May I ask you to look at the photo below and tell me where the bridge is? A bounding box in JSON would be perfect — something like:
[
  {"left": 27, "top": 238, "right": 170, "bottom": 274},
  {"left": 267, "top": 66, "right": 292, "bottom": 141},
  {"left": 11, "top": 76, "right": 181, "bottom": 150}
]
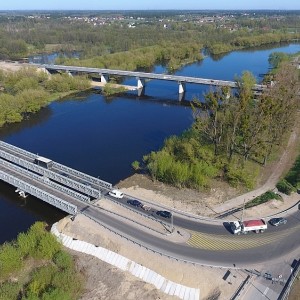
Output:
[
  {"left": 35, "top": 64, "right": 267, "bottom": 98},
  {"left": 0, "top": 140, "right": 112, "bottom": 215}
]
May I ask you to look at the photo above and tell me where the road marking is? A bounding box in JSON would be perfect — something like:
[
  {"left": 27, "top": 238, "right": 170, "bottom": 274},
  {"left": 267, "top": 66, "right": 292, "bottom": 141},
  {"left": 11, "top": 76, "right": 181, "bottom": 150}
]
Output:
[
  {"left": 186, "top": 226, "right": 299, "bottom": 251},
  {"left": 263, "top": 287, "right": 269, "bottom": 296}
]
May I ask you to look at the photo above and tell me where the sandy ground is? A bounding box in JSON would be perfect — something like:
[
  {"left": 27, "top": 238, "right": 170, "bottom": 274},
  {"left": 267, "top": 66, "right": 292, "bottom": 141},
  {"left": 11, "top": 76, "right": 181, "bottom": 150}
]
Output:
[{"left": 0, "top": 61, "right": 28, "bottom": 72}]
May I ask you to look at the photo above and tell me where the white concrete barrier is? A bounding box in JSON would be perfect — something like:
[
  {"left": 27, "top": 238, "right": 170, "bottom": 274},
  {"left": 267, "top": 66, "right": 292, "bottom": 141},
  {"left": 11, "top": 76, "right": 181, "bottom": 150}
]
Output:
[{"left": 51, "top": 223, "right": 200, "bottom": 300}]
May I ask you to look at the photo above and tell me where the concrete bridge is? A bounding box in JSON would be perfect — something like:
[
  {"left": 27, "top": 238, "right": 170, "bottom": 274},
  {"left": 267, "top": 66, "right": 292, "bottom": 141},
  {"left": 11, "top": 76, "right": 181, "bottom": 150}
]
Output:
[
  {"left": 0, "top": 140, "right": 112, "bottom": 216},
  {"left": 35, "top": 64, "right": 267, "bottom": 99}
]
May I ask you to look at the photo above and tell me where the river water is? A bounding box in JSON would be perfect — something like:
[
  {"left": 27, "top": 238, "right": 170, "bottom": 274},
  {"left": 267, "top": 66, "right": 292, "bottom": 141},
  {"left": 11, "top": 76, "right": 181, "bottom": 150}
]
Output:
[{"left": 0, "top": 43, "right": 299, "bottom": 243}]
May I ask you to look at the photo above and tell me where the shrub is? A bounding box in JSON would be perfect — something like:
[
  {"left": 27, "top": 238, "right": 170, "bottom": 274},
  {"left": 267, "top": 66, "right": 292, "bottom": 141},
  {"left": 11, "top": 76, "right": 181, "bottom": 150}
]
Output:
[
  {"left": 34, "top": 233, "right": 61, "bottom": 260},
  {"left": 17, "top": 232, "right": 36, "bottom": 257},
  {"left": 0, "top": 243, "right": 23, "bottom": 279},
  {"left": 245, "top": 191, "right": 281, "bottom": 209},
  {"left": 26, "top": 265, "right": 57, "bottom": 297},
  {"left": 276, "top": 179, "right": 296, "bottom": 195},
  {"left": 284, "top": 156, "right": 300, "bottom": 188},
  {"left": 0, "top": 281, "right": 21, "bottom": 300},
  {"left": 131, "top": 160, "right": 140, "bottom": 171},
  {"left": 53, "top": 251, "right": 73, "bottom": 270}
]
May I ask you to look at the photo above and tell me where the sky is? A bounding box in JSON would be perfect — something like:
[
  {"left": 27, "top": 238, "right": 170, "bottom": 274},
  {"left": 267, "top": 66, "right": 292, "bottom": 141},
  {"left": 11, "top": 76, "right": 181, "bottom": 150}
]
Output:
[{"left": 0, "top": 0, "right": 299, "bottom": 11}]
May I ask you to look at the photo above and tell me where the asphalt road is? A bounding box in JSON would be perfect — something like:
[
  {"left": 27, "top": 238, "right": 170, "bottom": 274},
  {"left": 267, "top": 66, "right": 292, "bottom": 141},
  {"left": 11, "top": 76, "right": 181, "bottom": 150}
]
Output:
[{"left": 84, "top": 200, "right": 300, "bottom": 267}]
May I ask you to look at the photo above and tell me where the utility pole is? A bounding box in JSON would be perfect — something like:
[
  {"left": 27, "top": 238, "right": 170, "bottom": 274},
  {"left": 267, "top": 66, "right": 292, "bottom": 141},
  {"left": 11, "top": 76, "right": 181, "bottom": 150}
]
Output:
[
  {"left": 171, "top": 211, "right": 174, "bottom": 233},
  {"left": 241, "top": 199, "right": 246, "bottom": 222}
]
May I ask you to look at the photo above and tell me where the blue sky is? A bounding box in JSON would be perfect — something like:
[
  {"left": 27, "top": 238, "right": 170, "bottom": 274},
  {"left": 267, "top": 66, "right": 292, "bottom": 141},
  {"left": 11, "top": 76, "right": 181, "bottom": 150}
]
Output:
[{"left": 0, "top": 0, "right": 299, "bottom": 10}]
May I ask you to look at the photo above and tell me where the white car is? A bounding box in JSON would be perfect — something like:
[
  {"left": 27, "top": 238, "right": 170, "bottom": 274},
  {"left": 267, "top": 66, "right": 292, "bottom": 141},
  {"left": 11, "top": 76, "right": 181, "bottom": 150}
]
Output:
[{"left": 108, "top": 189, "right": 124, "bottom": 199}]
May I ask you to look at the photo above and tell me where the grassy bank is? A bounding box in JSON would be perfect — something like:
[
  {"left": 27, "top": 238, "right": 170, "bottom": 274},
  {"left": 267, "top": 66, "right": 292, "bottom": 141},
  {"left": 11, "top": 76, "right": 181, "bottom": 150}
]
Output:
[
  {"left": 0, "top": 67, "right": 90, "bottom": 127},
  {"left": 0, "top": 222, "right": 84, "bottom": 300}
]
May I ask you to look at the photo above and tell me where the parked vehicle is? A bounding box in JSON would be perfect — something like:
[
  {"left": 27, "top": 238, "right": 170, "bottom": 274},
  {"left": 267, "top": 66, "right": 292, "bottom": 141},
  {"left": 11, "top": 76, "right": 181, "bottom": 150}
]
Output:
[
  {"left": 127, "top": 200, "right": 142, "bottom": 207},
  {"left": 141, "top": 204, "right": 151, "bottom": 211},
  {"left": 108, "top": 189, "right": 124, "bottom": 199},
  {"left": 230, "top": 219, "right": 267, "bottom": 235},
  {"left": 156, "top": 210, "right": 172, "bottom": 218},
  {"left": 269, "top": 217, "right": 287, "bottom": 226}
]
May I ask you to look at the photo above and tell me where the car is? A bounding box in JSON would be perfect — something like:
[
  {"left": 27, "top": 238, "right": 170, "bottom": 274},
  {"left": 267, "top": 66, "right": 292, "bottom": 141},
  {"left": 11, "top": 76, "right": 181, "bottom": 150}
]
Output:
[
  {"left": 141, "top": 204, "right": 151, "bottom": 211},
  {"left": 269, "top": 217, "right": 287, "bottom": 226},
  {"left": 108, "top": 189, "right": 124, "bottom": 199},
  {"left": 156, "top": 210, "right": 172, "bottom": 218},
  {"left": 127, "top": 200, "right": 142, "bottom": 207}
]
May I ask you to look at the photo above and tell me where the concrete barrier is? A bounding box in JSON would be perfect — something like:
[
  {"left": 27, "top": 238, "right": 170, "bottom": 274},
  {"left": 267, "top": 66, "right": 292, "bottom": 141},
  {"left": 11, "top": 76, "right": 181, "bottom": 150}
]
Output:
[{"left": 51, "top": 223, "right": 200, "bottom": 300}]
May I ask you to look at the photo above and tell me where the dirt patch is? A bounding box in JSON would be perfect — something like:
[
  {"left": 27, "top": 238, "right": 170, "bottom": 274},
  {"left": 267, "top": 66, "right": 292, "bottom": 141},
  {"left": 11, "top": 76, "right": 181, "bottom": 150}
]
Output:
[
  {"left": 117, "top": 174, "right": 239, "bottom": 217},
  {"left": 0, "top": 61, "right": 27, "bottom": 72}
]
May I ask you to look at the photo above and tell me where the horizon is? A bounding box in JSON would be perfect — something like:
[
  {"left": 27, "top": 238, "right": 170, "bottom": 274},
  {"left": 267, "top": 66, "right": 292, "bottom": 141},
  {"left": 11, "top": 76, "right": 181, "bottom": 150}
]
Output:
[{"left": 1, "top": 0, "right": 299, "bottom": 11}]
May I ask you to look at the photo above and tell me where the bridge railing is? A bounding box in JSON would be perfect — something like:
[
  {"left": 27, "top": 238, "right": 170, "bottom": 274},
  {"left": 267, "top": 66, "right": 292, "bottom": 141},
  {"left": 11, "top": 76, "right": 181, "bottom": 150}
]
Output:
[
  {"left": 0, "top": 170, "right": 77, "bottom": 215},
  {"left": 0, "top": 140, "right": 37, "bottom": 159},
  {"left": 0, "top": 159, "right": 91, "bottom": 203},
  {"left": 0, "top": 150, "right": 101, "bottom": 198},
  {"left": 0, "top": 140, "right": 112, "bottom": 191},
  {"left": 53, "top": 162, "right": 112, "bottom": 190}
]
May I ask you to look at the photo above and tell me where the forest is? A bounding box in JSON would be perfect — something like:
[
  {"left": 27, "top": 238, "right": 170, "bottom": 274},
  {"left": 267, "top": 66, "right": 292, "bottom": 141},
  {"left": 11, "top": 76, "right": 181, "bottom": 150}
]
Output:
[{"left": 0, "top": 11, "right": 299, "bottom": 62}]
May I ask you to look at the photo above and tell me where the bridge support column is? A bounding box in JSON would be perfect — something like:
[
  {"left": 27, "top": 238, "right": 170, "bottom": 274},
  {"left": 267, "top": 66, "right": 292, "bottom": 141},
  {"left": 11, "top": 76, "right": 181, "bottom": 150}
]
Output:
[
  {"left": 137, "top": 87, "right": 145, "bottom": 97},
  {"left": 99, "top": 74, "right": 108, "bottom": 83},
  {"left": 137, "top": 77, "right": 145, "bottom": 89},
  {"left": 178, "top": 92, "right": 185, "bottom": 102},
  {"left": 178, "top": 82, "right": 185, "bottom": 95},
  {"left": 38, "top": 67, "right": 51, "bottom": 77}
]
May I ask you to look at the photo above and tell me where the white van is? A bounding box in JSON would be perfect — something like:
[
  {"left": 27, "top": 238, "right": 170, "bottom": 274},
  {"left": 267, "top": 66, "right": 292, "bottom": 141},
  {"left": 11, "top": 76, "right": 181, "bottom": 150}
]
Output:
[{"left": 108, "top": 189, "right": 124, "bottom": 199}]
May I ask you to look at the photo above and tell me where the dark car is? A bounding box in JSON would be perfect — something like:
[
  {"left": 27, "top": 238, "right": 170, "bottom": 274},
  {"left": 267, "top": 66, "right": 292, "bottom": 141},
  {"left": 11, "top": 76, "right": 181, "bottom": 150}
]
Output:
[
  {"left": 269, "top": 217, "right": 287, "bottom": 226},
  {"left": 156, "top": 210, "right": 172, "bottom": 218},
  {"left": 127, "top": 200, "right": 142, "bottom": 207}
]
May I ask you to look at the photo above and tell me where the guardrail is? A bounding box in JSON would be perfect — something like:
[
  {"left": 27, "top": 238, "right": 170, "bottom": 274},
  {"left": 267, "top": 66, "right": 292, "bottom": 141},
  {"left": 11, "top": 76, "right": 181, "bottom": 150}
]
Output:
[
  {"left": 124, "top": 192, "right": 300, "bottom": 224},
  {"left": 90, "top": 201, "right": 167, "bottom": 236},
  {"left": 105, "top": 196, "right": 173, "bottom": 230},
  {"left": 82, "top": 210, "right": 250, "bottom": 271},
  {"left": 278, "top": 259, "right": 300, "bottom": 300},
  {"left": 0, "top": 170, "right": 77, "bottom": 215}
]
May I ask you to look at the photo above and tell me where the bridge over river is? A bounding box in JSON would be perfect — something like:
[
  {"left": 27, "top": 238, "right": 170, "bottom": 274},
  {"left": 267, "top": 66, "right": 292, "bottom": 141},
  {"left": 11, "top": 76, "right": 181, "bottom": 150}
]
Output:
[
  {"left": 0, "top": 140, "right": 112, "bottom": 215},
  {"left": 35, "top": 64, "right": 267, "bottom": 97}
]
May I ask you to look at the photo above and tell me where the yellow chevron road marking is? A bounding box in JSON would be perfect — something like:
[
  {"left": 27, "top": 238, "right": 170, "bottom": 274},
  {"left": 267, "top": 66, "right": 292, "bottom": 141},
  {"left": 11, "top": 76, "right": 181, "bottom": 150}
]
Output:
[{"left": 186, "top": 226, "right": 298, "bottom": 251}]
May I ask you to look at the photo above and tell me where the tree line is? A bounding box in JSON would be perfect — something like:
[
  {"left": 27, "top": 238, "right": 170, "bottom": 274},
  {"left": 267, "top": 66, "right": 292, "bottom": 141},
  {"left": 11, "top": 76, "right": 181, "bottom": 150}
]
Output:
[
  {"left": 0, "top": 12, "right": 299, "bottom": 60},
  {"left": 0, "top": 68, "right": 90, "bottom": 127},
  {"left": 144, "top": 53, "right": 300, "bottom": 189}
]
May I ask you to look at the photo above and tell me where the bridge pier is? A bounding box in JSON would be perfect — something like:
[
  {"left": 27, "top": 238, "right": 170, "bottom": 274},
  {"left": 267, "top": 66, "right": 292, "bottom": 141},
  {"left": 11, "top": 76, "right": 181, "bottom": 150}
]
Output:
[
  {"left": 99, "top": 74, "right": 109, "bottom": 84},
  {"left": 137, "top": 87, "right": 145, "bottom": 97},
  {"left": 178, "top": 92, "right": 185, "bottom": 102},
  {"left": 38, "top": 67, "right": 51, "bottom": 76},
  {"left": 178, "top": 82, "right": 186, "bottom": 95},
  {"left": 137, "top": 77, "right": 145, "bottom": 89}
]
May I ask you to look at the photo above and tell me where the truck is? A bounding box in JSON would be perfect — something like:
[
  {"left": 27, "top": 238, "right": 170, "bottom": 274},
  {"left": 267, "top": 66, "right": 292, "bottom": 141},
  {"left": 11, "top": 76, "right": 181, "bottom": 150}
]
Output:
[{"left": 230, "top": 219, "right": 267, "bottom": 235}]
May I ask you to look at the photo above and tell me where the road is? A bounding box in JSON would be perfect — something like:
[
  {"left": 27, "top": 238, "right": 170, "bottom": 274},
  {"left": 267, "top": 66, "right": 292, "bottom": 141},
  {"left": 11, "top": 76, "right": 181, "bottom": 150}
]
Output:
[
  {"left": 85, "top": 194, "right": 300, "bottom": 267},
  {"left": 0, "top": 140, "right": 299, "bottom": 268}
]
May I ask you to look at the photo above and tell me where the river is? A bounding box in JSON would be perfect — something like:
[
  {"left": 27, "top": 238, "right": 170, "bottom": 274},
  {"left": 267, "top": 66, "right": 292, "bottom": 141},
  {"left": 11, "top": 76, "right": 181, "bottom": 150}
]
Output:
[{"left": 0, "top": 43, "right": 299, "bottom": 243}]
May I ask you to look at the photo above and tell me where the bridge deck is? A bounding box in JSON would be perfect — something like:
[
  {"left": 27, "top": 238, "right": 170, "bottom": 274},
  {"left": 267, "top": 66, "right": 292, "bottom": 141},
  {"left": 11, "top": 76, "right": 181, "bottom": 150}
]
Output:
[
  {"left": 0, "top": 140, "right": 113, "bottom": 215},
  {"left": 36, "top": 64, "right": 266, "bottom": 90}
]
